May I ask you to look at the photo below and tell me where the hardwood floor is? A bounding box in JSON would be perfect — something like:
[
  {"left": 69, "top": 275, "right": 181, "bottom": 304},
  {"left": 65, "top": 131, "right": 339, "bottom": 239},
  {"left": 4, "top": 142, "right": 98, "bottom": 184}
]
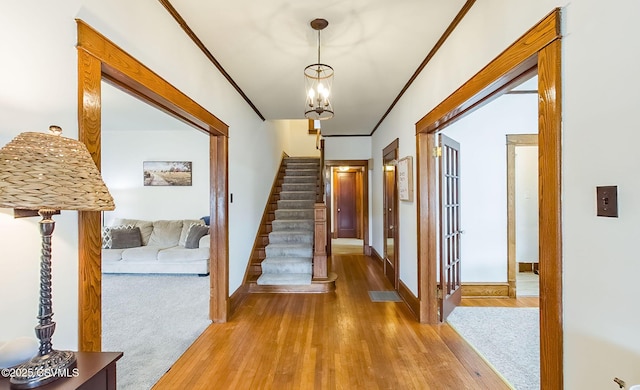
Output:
[{"left": 153, "top": 251, "right": 511, "bottom": 389}]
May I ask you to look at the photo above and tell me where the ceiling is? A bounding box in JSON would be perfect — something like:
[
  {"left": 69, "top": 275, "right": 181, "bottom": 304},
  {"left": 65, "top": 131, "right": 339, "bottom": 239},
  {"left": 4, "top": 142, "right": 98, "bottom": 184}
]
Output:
[
  {"left": 167, "top": 0, "right": 472, "bottom": 136},
  {"left": 104, "top": 1, "right": 471, "bottom": 136}
]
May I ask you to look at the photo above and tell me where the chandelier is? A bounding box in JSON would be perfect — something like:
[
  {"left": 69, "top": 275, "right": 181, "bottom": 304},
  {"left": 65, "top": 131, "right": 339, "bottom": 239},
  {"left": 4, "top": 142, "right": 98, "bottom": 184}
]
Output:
[{"left": 304, "top": 18, "right": 334, "bottom": 120}]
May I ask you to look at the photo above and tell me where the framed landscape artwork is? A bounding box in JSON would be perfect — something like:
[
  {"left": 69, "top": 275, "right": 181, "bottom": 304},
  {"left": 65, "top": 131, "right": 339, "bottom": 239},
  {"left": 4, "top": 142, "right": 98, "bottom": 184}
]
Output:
[{"left": 143, "top": 161, "right": 192, "bottom": 186}]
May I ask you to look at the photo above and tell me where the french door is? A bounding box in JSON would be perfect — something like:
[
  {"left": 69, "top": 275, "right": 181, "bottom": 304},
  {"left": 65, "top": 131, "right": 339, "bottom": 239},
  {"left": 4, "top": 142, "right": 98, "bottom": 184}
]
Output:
[{"left": 439, "top": 134, "right": 462, "bottom": 321}]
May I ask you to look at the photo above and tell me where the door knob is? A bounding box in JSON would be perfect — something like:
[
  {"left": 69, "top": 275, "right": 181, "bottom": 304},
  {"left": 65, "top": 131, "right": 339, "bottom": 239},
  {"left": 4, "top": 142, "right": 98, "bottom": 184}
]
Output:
[{"left": 337, "top": 208, "right": 341, "bottom": 212}]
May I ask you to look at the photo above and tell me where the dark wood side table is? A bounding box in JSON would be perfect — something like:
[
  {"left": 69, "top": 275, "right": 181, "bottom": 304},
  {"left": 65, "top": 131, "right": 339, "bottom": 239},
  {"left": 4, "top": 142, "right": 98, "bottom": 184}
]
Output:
[{"left": 0, "top": 352, "right": 123, "bottom": 390}]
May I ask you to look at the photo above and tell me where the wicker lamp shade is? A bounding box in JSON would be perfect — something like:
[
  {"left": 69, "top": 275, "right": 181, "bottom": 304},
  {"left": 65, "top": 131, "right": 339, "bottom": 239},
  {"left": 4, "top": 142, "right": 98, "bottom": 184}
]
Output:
[{"left": 0, "top": 130, "right": 114, "bottom": 211}]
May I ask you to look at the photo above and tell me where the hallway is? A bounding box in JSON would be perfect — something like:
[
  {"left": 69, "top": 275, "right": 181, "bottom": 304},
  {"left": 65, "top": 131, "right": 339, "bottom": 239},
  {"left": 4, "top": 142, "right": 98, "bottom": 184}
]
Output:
[{"left": 153, "top": 250, "right": 510, "bottom": 389}]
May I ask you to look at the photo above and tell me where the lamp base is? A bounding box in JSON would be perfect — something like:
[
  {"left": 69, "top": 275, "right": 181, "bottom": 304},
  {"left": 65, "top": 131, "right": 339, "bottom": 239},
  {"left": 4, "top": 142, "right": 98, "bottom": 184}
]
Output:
[{"left": 9, "top": 350, "right": 76, "bottom": 389}]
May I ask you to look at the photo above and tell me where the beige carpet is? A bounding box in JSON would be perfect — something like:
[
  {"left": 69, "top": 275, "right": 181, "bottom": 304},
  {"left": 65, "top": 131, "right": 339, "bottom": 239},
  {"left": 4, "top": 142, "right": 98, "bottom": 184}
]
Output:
[
  {"left": 447, "top": 307, "right": 539, "bottom": 390},
  {"left": 102, "top": 274, "right": 211, "bottom": 389}
]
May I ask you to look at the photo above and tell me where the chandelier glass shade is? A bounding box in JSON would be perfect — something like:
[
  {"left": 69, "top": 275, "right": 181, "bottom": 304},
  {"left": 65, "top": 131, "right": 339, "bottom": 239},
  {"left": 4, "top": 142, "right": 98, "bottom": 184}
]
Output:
[{"left": 304, "top": 19, "right": 334, "bottom": 120}]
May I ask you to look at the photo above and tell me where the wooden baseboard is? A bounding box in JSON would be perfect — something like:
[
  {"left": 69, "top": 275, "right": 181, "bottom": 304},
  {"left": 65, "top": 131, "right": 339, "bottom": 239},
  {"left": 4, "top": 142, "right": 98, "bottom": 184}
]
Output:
[
  {"left": 518, "top": 262, "right": 539, "bottom": 272},
  {"left": 398, "top": 280, "right": 419, "bottom": 320},
  {"left": 364, "top": 245, "right": 372, "bottom": 256},
  {"left": 230, "top": 284, "right": 249, "bottom": 315},
  {"left": 461, "top": 283, "right": 509, "bottom": 298},
  {"left": 370, "top": 246, "right": 383, "bottom": 265}
]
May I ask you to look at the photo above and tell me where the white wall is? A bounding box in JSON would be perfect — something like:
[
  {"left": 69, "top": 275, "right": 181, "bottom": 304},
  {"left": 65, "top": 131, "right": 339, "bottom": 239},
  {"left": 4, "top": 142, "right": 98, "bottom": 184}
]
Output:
[
  {"left": 101, "top": 81, "right": 210, "bottom": 224},
  {"left": 442, "top": 92, "right": 538, "bottom": 282},
  {"left": 0, "top": 0, "right": 283, "bottom": 350},
  {"left": 515, "top": 146, "right": 539, "bottom": 264},
  {"left": 271, "top": 120, "right": 320, "bottom": 158},
  {"left": 324, "top": 136, "right": 372, "bottom": 161},
  {"left": 368, "top": 0, "right": 640, "bottom": 388},
  {"left": 102, "top": 129, "right": 210, "bottom": 225},
  {"left": 562, "top": 1, "right": 640, "bottom": 387}
]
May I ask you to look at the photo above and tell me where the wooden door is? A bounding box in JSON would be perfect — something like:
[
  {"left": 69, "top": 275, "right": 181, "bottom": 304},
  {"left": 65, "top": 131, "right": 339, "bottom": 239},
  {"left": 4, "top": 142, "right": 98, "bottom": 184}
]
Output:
[
  {"left": 439, "top": 134, "right": 462, "bottom": 321},
  {"left": 336, "top": 171, "right": 358, "bottom": 238}
]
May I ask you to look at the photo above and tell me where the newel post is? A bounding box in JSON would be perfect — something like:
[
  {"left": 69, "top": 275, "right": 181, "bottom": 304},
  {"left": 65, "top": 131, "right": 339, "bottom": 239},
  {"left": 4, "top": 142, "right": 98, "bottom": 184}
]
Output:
[{"left": 313, "top": 203, "right": 328, "bottom": 279}]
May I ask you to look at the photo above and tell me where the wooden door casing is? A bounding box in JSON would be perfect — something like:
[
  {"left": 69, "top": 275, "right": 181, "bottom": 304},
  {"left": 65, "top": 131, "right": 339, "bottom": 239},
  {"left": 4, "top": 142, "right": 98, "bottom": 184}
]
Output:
[{"left": 382, "top": 140, "right": 399, "bottom": 288}]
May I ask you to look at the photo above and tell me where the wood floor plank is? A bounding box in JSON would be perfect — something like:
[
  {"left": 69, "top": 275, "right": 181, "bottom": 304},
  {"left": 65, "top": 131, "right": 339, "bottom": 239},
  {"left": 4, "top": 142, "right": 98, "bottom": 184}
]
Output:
[{"left": 153, "top": 250, "right": 510, "bottom": 389}]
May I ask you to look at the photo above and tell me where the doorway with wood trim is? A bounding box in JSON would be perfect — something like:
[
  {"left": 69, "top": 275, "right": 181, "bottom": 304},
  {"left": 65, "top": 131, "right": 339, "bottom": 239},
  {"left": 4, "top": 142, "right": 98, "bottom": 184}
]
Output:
[
  {"left": 382, "top": 139, "right": 399, "bottom": 288},
  {"left": 415, "top": 9, "right": 562, "bottom": 389},
  {"left": 507, "top": 134, "right": 539, "bottom": 298},
  {"left": 76, "top": 21, "right": 229, "bottom": 352},
  {"left": 333, "top": 168, "right": 362, "bottom": 239},
  {"left": 324, "top": 160, "right": 370, "bottom": 256},
  {"left": 436, "top": 83, "right": 541, "bottom": 387}
]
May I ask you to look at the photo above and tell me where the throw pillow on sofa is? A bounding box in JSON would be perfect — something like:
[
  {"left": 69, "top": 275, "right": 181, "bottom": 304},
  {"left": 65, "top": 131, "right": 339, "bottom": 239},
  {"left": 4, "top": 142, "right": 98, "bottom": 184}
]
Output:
[
  {"left": 178, "top": 219, "right": 205, "bottom": 246},
  {"left": 102, "top": 224, "right": 135, "bottom": 249},
  {"left": 111, "top": 227, "right": 142, "bottom": 249},
  {"left": 111, "top": 218, "right": 154, "bottom": 245},
  {"left": 185, "top": 224, "right": 210, "bottom": 249}
]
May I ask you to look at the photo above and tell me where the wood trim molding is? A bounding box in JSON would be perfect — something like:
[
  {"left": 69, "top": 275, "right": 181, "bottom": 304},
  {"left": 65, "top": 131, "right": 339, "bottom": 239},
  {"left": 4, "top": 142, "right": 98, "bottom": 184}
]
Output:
[
  {"left": 382, "top": 138, "right": 399, "bottom": 157},
  {"left": 415, "top": 8, "right": 562, "bottom": 389},
  {"left": 77, "top": 19, "right": 230, "bottom": 351},
  {"left": 507, "top": 134, "right": 538, "bottom": 145},
  {"left": 229, "top": 284, "right": 249, "bottom": 315},
  {"left": 382, "top": 139, "right": 400, "bottom": 289},
  {"left": 461, "top": 283, "right": 510, "bottom": 298},
  {"left": 416, "top": 9, "right": 560, "bottom": 134},
  {"left": 506, "top": 134, "right": 538, "bottom": 298},
  {"left": 398, "top": 280, "right": 420, "bottom": 320},
  {"left": 417, "top": 132, "right": 439, "bottom": 323},
  {"left": 76, "top": 21, "right": 227, "bottom": 137},
  {"left": 370, "top": 0, "right": 476, "bottom": 135},
  {"left": 538, "top": 37, "right": 563, "bottom": 390},
  {"left": 158, "top": 0, "right": 265, "bottom": 121},
  {"left": 506, "top": 90, "right": 538, "bottom": 95},
  {"left": 210, "top": 134, "right": 229, "bottom": 322},
  {"left": 369, "top": 245, "right": 384, "bottom": 266}
]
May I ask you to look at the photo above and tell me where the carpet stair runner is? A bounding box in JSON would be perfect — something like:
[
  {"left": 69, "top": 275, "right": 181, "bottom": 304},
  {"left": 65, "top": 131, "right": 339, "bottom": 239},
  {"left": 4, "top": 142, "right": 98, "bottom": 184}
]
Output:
[{"left": 256, "top": 157, "right": 320, "bottom": 285}]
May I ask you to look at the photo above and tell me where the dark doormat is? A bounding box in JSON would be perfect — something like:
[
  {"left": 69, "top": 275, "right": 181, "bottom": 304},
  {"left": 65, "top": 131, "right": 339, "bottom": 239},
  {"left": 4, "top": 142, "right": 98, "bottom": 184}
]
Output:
[{"left": 368, "top": 290, "right": 402, "bottom": 302}]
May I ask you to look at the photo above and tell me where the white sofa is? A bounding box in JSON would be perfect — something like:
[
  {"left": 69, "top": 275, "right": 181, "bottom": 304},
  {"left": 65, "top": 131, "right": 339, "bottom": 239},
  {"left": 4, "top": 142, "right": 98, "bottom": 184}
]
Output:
[{"left": 102, "top": 218, "right": 210, "bottom": 275}]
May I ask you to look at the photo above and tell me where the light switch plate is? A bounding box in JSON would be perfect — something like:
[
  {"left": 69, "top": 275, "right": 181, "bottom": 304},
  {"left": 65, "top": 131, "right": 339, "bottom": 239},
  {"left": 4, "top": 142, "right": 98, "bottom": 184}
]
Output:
[{"left": 596, "top": 186, "right": 618, "bottom": 217}]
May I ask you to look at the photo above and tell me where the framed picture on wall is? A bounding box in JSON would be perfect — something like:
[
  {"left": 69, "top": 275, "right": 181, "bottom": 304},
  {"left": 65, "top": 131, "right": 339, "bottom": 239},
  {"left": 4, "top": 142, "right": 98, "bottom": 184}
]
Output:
[
  {"left": 397, "top": 156, "right": 413, "bottom": 202},
  {"left": 143, "top": 161, "right": 192, "bottom": 186}
]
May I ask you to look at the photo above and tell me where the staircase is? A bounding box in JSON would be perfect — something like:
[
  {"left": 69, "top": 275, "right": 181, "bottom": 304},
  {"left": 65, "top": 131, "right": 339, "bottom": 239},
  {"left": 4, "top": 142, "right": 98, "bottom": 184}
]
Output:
[
  {"left": 244, "top": 155, "right": 335, "bottom": 293},
  {"left": 256, "top": 157, "right": 319, "bottom": 286}
]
